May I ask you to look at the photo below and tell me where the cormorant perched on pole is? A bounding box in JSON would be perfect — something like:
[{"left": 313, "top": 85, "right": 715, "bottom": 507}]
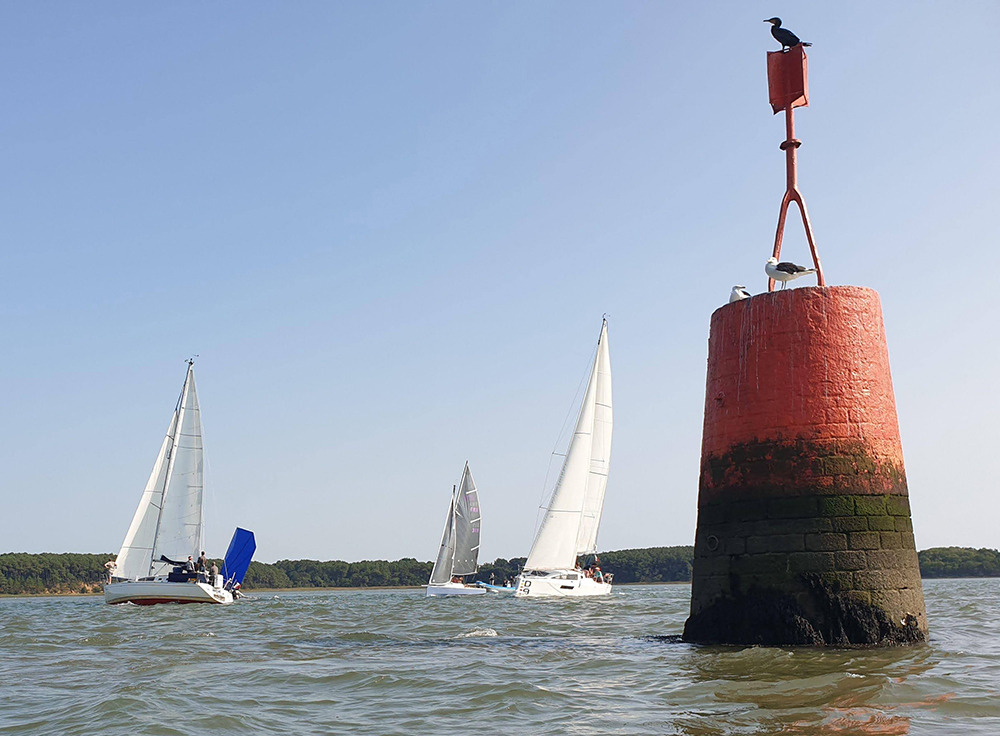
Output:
[{"left": 764, "top": 18, "right": 812, "bottom": 50}]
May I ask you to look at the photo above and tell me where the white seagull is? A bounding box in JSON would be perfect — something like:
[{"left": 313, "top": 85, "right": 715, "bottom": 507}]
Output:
[
  {"left": 765, "top": 257, "right": 816, "bottom": 289},
  {"left": 729, "top": 285, "right": 751, "bottom": 303}
]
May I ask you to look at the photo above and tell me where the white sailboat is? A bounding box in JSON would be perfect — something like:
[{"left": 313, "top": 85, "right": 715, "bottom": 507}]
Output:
[
  {"left": 105, "top": 360, "right": 233, "bottom": 605},
  {"left": 426, "top": 463, "right": 487, "bottom": 597},
  {"left": 515, "top": 319, "right": 614, "bottom": 598}
]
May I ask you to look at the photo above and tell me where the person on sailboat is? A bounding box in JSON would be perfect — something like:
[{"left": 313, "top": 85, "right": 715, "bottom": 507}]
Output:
[
  {"left": 104, "top": 557, "right": 117, "bottom": 583},
  {"left": 209, "top": 561, "right": 219, "bottom": 586},
  {"left": 184, "top": 556, "right": 196, "bottom": 573},
  {"left": 197, "top": 551, "right": 208, "bottom": 572}
]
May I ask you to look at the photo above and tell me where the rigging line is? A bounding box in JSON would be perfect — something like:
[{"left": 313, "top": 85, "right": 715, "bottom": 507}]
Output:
[
  {"left": 549, "top": 340, "right": 599, "bottom": 457},
  {"left": 531, "top": 339, "right": 600, "bottom": 542}
]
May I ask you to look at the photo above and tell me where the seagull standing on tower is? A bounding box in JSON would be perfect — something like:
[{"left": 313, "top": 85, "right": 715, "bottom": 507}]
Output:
[
  {"left": 764, "top": 18, "right": 812, "bottom": 50},
  {"left": 765, "top": 257, "right": 816, "bottom": 288},
  {"left": 729, "top": 285, "right": 752, "bottom": 303}
]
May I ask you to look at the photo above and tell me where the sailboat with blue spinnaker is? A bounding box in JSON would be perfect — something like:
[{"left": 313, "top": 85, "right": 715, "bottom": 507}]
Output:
[{"left": 104, "top": 361, "right": 255, "bottom": 605}]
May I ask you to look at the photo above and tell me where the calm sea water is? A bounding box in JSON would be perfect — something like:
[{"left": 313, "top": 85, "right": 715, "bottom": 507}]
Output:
[{"left": 1, "top": 579, "right": 997, "bottom": 735}]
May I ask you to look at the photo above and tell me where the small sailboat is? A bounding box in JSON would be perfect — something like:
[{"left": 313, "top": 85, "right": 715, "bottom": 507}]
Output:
[
  {"left": 104, "top": 360, "right": 254, "bottom": 605},
  {"left": 426, "top": 463, "right": 487, "bottom": 597},
  {"left": 516, "top": 318, "right": 614, "bottom": 598}
]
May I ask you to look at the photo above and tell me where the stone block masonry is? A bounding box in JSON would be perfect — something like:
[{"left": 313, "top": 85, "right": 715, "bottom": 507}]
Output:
[{"left": 683, "top": 286, "right": 927, "bottom": 646}]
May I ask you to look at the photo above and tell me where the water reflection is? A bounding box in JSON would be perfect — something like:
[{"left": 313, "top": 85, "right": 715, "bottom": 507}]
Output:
[{"left": 671, "top": 643, "right": 938, "bottom": 734}]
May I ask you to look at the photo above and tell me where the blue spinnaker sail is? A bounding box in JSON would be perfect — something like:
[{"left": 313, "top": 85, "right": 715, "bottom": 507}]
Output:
[{"left": 221, "top": 528, "right": 256, "bottom": 587}]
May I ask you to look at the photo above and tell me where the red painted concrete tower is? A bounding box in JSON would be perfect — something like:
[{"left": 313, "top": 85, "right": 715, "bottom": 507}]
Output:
[{"left": 682, "top": 44, "right": 927, "bottom": 646}]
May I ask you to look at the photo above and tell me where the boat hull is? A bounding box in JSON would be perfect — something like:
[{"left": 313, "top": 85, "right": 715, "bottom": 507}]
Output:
[
  {"left": 104, "top": 580, "right": 234, "bottom": 605},
  {"left": 425, "top": 582, "right": 487, "bottom": 597},
  {"left": 514, "top": 570, "right": 612, "bottom": 598}
]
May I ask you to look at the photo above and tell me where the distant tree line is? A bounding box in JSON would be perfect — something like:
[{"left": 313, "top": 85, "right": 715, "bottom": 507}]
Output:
[
  {"left": 241, "top": 547, "right": 697, "bottom": 589},
  {"left": 0, "top": 553, "right": 110, "bottom": 595},
  {"left": 596, "top": 546, "right": 694, "bottom": 583},
  {"left": 243, "top": 558, "right": 434, "bottom": 589},
  {"left": 917, "top": 547, "right": 1000, "bottom": 578},
  {"left": 3, "top": 547, "right": 998, "bottom": 595}
]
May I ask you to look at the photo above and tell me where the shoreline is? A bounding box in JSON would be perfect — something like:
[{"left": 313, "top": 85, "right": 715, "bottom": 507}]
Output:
[
  {"left": 2, "top": 576, "right": 991, "bottom": 600},
  {"left": 0, "top": 581, "right": 694, "bottom": 599},
  {"left": 1, "top": 585, "right": 428, "bottom": 599}
]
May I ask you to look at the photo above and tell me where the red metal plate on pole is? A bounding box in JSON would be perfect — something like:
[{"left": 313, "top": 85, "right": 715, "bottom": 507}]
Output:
[{"left": 767, "top": 46, "right": 809, "bottom": 114}]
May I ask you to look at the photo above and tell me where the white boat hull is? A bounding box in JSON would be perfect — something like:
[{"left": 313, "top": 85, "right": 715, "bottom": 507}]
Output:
[
  {"left": 514, "top": 570, "right": 611, "bottom": 598},
  {"left": 425, "top": 582, "right": 487, "bottom": 597},
  {"left": 105, "top": 580, "right": 233, "bottom": 605}
]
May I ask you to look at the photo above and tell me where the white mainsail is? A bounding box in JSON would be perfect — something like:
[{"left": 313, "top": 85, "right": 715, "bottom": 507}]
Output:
[
  {"left": 428, "top": 463, "right": 481, "bottom": 584},
  {"left": 114, "top": 363, "right": 204, "bottom": 580},
  {"left": 524, "top": 320, "right": 612, "bottom": 572},
  {"left": 575, "top": 322, "right": 613, "bottom": 556}
]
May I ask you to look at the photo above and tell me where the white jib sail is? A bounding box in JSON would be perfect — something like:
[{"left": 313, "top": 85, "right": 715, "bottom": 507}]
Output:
[
  {"left": 429, "top": 492, "right": 457, "bottom": 585},
  {"left": 524, "top": 320, "right": 612, "bottom": 572},
  {"left": 150, "top": 365, "right": 205, "bottom": 577},
  {"left": 114, "top": 412, "right": 179, "bottom": 580}
]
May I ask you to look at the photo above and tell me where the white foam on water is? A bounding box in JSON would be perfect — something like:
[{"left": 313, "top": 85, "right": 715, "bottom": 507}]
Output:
[{"left": 456, "top": 628, "right": 498, "bottom": 638}]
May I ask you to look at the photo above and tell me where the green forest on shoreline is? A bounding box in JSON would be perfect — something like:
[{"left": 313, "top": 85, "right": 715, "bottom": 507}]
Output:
[{"left": 1, "top": 546, "right": 998, "bottom": 596}]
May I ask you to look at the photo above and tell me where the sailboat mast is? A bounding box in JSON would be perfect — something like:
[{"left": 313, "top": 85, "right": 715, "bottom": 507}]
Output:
[
  {"left": 449, "top": 483, "right": 458, "bottom": 576},
  {"left": 147, "top": 363, "right": 191, "bottom": 576}
]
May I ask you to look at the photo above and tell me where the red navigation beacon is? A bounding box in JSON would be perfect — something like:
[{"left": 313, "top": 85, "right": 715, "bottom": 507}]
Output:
[
  {"left": 767, "top": 44, "right": 808, "bottom": 113},
  {"left": 765, "top": 45, "right": 825, "bottom": 291}
]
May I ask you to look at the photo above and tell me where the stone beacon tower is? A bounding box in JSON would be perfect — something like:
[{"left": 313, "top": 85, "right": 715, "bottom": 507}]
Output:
[{"left": 682, "top": 45, "right": 927, "bottom": 646}]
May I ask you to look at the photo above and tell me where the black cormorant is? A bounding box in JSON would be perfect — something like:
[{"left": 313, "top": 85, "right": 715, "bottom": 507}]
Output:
[{"left": 764, "top": 18, "right": 812, "bottom": 50}]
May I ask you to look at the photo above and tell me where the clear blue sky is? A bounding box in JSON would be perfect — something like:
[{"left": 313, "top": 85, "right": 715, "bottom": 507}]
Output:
[{"left": 2, "top": 3, "right": 998, "bottom": 563}]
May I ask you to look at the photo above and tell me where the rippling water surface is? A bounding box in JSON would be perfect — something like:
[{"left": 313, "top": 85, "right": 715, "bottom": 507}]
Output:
[{"left": 1, "top": 579, "right": 998, "bottom": 734}]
